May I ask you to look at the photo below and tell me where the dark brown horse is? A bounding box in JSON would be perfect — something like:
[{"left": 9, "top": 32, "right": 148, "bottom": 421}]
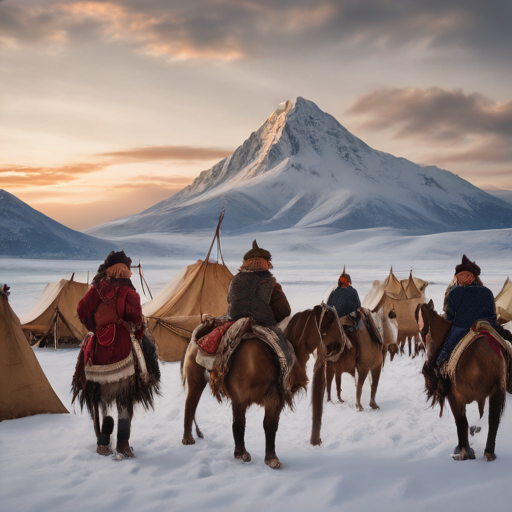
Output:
[
  {"left": 417, "top": 301, "right": 506, "bottom": 461},
  {"left": 181, "top": 304, "right": 345, "bottom": 469}
]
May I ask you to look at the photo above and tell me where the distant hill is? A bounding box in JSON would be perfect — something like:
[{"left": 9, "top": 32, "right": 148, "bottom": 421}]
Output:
[
  {"left": 0, "top": 190, "right": 117, "bottom": 259},
  {"left": 485, "top": 189, "right": 512, "bottom": 206},
  {"left": 89, "top": 97, "right": 512, "bottom": 237}
]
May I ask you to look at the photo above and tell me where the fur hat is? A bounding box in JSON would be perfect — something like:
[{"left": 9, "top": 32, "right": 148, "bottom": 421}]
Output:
[
  {"left": 338, "top": 266, "right": 351, "bottom": 286},
  {"left": 92, "top": 251, "right": 133, "bottom": 286},
  {"left": 455, "top": 254, "right": 481, "bottom": 276},
  {"left": 243, "top": 240, "right": 271, "bottom": 262}
]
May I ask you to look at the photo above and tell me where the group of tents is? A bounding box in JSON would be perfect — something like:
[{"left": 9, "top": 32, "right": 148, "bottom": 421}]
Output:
[{"left": 3, "top": 223, "right": 512, "bottom": 421}]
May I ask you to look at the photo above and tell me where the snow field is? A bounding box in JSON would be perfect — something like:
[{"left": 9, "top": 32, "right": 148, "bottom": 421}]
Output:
[{"left": 2, "top": 248, "right": 512, "bottom": 512}]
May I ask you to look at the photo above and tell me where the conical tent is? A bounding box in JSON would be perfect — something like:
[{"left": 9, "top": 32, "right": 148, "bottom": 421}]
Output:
[
  {"left": 495, "top": 277, "right": 512, "bottom": 323},
  {"left": 0, "top": 295, "right": 68, "bottom": 421},
  {"left": 143, "top": 211, "right": 234, "bottom": 362},
  {"left": 20, "top": 273, "right": 89, "bottom": 347},
  {"left": 363, "top": 269, "right": 428, "bottom": 336}
]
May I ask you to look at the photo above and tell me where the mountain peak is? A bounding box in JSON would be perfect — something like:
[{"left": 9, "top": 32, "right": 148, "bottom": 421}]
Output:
[{"left": 88, "top": 98, "right": 512, "bottom": 236}]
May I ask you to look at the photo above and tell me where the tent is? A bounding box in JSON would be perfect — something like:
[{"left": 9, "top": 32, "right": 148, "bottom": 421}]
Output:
[
  {"left": 495, "top": 277, "right": 512, "bottom": 323},
  {"left": 1, "top": 294, "right": 68, "bottom": 421},
  {"left": 20, "top": 273, "right": 89, "bottom": 348},
  {"left": 362, "top": 269, "right": 427, "bottom": 338},
  {"left": 143, "top": 213, "right": 234, "bottom": 362}
]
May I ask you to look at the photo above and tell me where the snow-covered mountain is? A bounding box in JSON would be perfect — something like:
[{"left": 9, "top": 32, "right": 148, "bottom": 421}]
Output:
[
  {"left": 0, "top": 189, "right": 118, "bottom": 258},
  {"left": 89, "top": 97, "right": 512, "bottom": 237}
]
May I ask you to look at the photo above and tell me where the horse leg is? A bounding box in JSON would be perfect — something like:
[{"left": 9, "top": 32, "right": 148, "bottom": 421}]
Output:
[
  {"left": 310, "top": 362, "right": 326, "bottom": 446},
  {"left": 325, "top": 362, "right": 334, "bottom": 402},
  {"left": 408, "top": 337, "right": 413, "bottom": 358},
  {"left": 484, "top": 386, "right": 505, "bottom": 461},
  {"left": 264, "top": 400, "right": 283, "bottom": 470},
  {"left": 355, "top": 368, "right": 369, "bottom": 412},
  {"left": 447, "top": 394, "right": 473, "bottom": 460},
  {"left": 115, "top": 400, "right": 134, "bottom": 459},
  {"left": 232, "top": 402, "right": 251, "bottom": 462},
  {"left": 369, "top": 364, "right": 381, "bottom": 410},
  {"left": 335, "top": 365, "right": 343, "bottom": 403},
  {"left": 182, "top": 358, "right": 207, "bottom": 445}
]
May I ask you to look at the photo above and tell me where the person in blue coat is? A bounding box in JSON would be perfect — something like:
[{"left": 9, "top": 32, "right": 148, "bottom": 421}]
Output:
[
  {"left": 327, "top": 269, "right": 361, "bottom": 318},
  {"left": 437, "top": 255, "right": 497, "bottom": 366}
]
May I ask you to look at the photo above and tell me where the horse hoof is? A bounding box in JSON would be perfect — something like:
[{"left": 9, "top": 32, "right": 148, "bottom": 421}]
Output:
[
  {"left": 356, "top": 404, "right": 364, "bottom": 412},
  {"left": 310, "top": 437, "right": 322, "bottom": 446},
  {"left": 96, "top": 444, "right": 112, "bottom": 456},
  {"left": 452, "top": 446, "right": 475, "bottom": 461},
  {"left": 370, "top": 401, "right": 380, "bottom": 410},
  {"left": 234, "top": 451, "right": 251, "bottom": 463},
  {"left": 182, "top": 436, "right": 196, "bottom": 445},
  {"left": 484, "top": 452, "right": 497, "bottom": 461},
  {"left": 265, "top": 458, "right": 284, "bottom": 470},
  {"left": 337, "top": 398, "right": 344, "bottom": 404}
]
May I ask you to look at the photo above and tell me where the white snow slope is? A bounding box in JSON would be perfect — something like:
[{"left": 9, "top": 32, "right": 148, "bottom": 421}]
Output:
[
  {"left": 2, "top": 236, "right": 512, "bottom": 512},
  {"left": 89, "top": 98, "right": 512, "bottom": 237}
]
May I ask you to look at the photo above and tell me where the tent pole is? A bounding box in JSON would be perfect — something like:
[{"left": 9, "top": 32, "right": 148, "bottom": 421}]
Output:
[
  {"left": 54, "top": 308, "right": 58, "bottom": 350},
  {"left": 205, "top": 206, "right": 225, "bottom": 263}
]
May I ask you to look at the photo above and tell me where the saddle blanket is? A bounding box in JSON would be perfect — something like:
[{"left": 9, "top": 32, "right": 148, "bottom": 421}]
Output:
[
  {"left": 191, "top": 316, "right": 296, "bottom": 406},
  {"left": 444, "top": 320, "right": 512, "bottom": 388}
]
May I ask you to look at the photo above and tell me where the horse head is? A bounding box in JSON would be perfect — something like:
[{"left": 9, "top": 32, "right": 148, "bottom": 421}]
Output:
[{"left": 415, "top": 300, "right": 450, "bottom": 365}]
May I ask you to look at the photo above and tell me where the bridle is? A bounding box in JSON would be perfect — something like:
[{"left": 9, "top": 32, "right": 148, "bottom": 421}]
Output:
[{"left": 317, "top": 301, "right": 350, "bottom": 361}]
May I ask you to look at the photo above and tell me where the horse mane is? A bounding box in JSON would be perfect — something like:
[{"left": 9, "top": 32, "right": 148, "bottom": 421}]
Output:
[{"left": 284, "top": 306, "right": 322, "bottom": 358}]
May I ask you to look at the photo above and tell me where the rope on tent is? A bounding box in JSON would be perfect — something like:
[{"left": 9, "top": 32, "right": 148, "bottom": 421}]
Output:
[{"left": 155, "top": 319, "right": 192, "bottom": 340}]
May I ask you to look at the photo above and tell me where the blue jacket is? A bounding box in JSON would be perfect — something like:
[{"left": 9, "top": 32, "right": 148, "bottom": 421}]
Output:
[
  {"left": 437, "top": 284, "right": 496, "bottom": 365},
  {"left": 327, "top": 286, "right": 361, "bottom": 318}
]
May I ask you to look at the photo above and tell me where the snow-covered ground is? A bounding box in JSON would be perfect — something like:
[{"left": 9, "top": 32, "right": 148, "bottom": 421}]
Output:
[{"left": 2, "top": 233, "right": 512, "bottom": 512}]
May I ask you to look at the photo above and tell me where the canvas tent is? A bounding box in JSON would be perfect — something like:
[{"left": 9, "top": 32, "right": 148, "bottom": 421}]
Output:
[
  {"left": 143, "top": 213, "right": 234, "bottom": 362},
  {"left": 495, "top": 277, "right": 512, "bottom": 324},
  {"left": 1, "top": 294, "right": 68, "bottom": 421},
  {"left": 363, "top": 269, "right": 427, "bottom": 338},
  {"left": 20, "top": 273, "right": 89, "bottom": 348}
]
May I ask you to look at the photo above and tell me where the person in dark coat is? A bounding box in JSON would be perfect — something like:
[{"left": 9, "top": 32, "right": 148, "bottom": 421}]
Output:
[
  {"left": 228, "top": 240, "right": 291, "bottom": 333},
  {"left": 327, "top": 269, "right": 361, "bottom": 319},
  {"left": 437, "top": 255, "right": 498, "bottom": 366}
]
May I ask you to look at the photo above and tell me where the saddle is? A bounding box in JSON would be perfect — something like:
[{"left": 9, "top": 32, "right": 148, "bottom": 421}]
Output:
[
  {"left": 191, "top": 315, "right": 296, "bottom": 406},
  {"left": 443, "top": 321, "right": 512, "bottom": 391},
  {"left": 340, "top": 308, "right": 383, "bottom": 347}
]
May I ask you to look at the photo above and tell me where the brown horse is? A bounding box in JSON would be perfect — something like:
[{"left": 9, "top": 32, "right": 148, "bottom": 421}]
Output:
[
  {"left": 181, "top": 304, "right": 345, "bottom": 469},
  {"left": 325, "top": 308, "right": 398, "bottom": 404},
  {"left": 311, "top": 310, "right": 384, "bottom": 446},
  {"left": 417, "top": 301, "right": 506, "bottom": 461}
]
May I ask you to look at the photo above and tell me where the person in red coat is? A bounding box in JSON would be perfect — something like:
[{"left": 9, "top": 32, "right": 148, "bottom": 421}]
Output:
[{"left": 75, "top": 251, "right": 152, "bottom": 458}]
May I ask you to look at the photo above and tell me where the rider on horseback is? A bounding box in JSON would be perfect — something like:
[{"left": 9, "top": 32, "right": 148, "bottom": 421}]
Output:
[
  {"left": 327, "top": 268, "right": 361, "bottom": 319},
  {"left": 228, "top": 240, "right": 291, "bottom": 336},
  {"left": 437, "top": 255, "right": 511, "bottom": 367}
]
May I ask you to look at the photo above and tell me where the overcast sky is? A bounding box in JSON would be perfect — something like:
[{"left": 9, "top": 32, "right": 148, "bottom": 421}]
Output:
[{"left": 1, "top": 0, "right": 511, "bottom": 229}]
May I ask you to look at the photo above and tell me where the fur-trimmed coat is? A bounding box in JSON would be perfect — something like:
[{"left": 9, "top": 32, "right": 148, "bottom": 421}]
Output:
[{"left": 77, "top": 278, "right": 143, "bottom": 366}]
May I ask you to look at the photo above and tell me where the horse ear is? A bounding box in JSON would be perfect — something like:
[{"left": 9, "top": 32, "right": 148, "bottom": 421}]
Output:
[
  {"left": 414, "top": 303, "right": 421, "bottom": 322},
  {"left": 428, "top": 299, "right": 434, "bottom": 310},
  {"left": 313, "top": 304, "right": 322, "bottom": 319}
]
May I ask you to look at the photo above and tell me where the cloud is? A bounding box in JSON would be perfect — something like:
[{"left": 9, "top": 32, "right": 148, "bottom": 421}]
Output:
[
  {"left": 346, "top": 86, "right": 512, "bottom": 171},
  {"left": 100, "top": 145, "right": 232, "bottom": 161},
  {"left": 2, "top": 1, "right": 511, "bottom": 63},
  {"left": 0, "top": 163, "right": 105, "bottom": 187}
]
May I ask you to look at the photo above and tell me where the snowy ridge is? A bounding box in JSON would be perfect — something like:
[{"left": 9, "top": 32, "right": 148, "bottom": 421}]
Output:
[{"left": 88, "top": 97, "right": 512, "bottom": 236}]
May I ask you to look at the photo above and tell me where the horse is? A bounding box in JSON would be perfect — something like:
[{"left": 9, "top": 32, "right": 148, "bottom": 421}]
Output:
[
  {"left": 181, "top": 304, "right": 345, "bottom": 469},
  {"left": 325, "top": 307, "right": 398, "bottom": 403},
  {"left": 416, "top": 301, "right": 507, "bottom": 461},
  {"left": 310, "top": 309, "right": 385, "bottom": 446}
]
